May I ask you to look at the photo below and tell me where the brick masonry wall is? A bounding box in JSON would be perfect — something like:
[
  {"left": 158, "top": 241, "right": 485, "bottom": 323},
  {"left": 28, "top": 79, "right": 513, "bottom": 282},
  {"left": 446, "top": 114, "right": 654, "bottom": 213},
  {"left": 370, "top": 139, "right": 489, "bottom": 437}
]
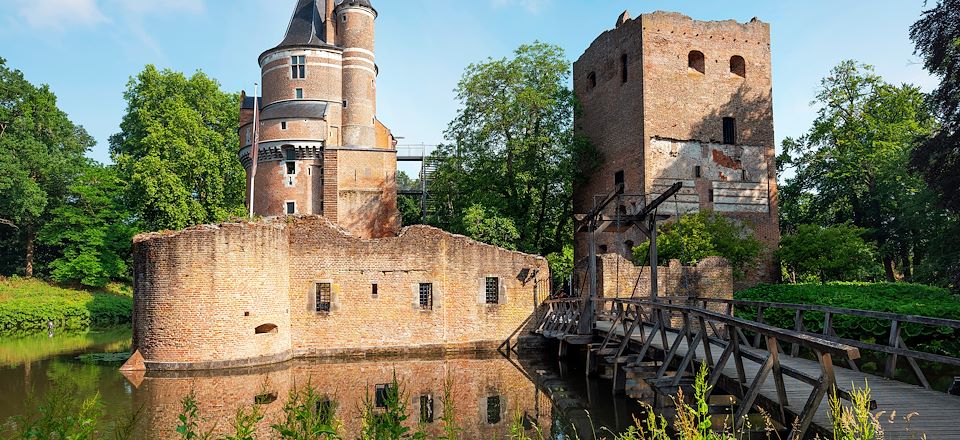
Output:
[
  {"left": 129, "top": 356, "right": 552, "bottom": 439},
  {"left": 576, "top": 253, "right": 732, "bottom": 302},
  {"left": 131, "top": 216, "right": 549, "bottom": 370},
  {"left": 573, "top": 11, "right": 780, "bottom": 287},
  {"left": 132, "top": 223, "right": 292, "bottom": 367}
]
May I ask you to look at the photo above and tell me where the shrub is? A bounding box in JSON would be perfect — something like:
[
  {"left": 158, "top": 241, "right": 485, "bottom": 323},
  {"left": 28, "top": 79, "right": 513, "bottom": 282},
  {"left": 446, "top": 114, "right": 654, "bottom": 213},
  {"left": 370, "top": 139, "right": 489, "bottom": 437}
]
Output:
[
  {"left": 632, "top": 212, "right": 761, "bottom": 279},
  {"left": 778, "top": 224, "right": 882, "bottom": 283}
]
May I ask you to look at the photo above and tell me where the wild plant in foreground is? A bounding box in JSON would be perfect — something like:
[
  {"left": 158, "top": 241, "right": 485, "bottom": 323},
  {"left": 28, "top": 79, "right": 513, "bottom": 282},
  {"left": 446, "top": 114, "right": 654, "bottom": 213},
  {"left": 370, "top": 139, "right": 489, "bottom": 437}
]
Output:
[
  {"left": 270, "top": 382, "right": 343, "bottom": 439},
  {"left": 357, "top": 372, "right": 425, "bottom": 440}
]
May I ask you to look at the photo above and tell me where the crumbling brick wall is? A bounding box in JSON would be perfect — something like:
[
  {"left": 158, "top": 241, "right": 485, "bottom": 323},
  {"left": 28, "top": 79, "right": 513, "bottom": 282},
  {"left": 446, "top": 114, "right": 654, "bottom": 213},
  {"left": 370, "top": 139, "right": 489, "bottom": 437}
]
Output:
[
  {"left": 131, "top": 216, "right": 548, "bottom": 371},
  {"left": 573, "top": 11, "right": 780, "bottom": 288}
]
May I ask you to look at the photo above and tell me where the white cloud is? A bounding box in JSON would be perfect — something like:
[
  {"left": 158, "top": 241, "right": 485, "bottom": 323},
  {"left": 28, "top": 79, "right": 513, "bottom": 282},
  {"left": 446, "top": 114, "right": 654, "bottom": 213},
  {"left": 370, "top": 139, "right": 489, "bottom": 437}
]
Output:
[
  {"left": 12, "top": 0, "right": 205, "bottom": 32},
  {"left": 490, "top": 0, "right": 551, "bottom": 14},
  {"left": 16, "top": 0, "right": 108, "bottom": 32}
]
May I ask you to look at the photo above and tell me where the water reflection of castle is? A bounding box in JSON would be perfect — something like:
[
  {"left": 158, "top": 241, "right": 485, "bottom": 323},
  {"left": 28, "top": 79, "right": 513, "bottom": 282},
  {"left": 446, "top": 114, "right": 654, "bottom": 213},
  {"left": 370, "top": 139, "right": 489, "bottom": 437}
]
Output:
[{"left": 124, "top": 355, "right": 552, "bottom": 439}]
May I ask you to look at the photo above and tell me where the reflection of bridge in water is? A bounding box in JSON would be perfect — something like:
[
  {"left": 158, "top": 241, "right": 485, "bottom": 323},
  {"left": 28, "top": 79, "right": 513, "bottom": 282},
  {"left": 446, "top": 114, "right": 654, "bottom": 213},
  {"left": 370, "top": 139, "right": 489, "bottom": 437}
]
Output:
[
  {"left": 123, "top": 354, "right": 554, "bottom": 439},
  {"left": 534, "top": 296, "right": 960, "bottom": 439}
]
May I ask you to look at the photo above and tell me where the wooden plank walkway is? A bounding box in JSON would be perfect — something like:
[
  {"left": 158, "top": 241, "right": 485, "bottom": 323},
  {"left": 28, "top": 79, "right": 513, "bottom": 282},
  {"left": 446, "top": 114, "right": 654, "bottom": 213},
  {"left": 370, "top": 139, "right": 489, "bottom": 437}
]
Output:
[{"left": 595, "top": 321, "right": 960, "bottom": 439}]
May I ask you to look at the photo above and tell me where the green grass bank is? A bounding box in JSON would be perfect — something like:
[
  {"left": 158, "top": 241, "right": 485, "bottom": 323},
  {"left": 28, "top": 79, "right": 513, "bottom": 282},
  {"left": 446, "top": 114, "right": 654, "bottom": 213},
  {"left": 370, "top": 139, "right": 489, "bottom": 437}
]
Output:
[{"left": 0, "top": 277, "right": 132, "bottom": 337}]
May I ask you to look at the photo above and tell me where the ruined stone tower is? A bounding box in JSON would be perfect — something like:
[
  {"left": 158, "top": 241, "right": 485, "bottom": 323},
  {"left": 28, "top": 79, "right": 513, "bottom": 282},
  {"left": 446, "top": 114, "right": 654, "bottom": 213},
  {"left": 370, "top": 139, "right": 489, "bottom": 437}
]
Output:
[
  {"left": 240, "top": 0, "right": 397, "bottom": 239},
  {"left": 573, "top": 11, "right": 780, "bottom": 286}
]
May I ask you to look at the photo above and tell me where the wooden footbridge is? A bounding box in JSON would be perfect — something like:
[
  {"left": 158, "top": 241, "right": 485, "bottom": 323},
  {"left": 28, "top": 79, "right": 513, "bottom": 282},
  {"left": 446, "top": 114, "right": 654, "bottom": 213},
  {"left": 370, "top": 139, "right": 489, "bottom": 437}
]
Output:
[{"left": 530, "top": 296, "right": 960, "bottom": 439}]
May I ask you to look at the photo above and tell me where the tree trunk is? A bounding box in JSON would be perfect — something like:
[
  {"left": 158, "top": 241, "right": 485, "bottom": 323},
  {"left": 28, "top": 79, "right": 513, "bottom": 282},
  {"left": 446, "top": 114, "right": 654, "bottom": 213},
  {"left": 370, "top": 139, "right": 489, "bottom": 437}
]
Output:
[
  {"left": 900, "top": 248, "right": 912, "bottom": 281},
  {"left": 883, "top": 255, "right": 895, "bottom": 282},
  {"left": 25, "top": 228, "right": 35, "bottom": 278}
]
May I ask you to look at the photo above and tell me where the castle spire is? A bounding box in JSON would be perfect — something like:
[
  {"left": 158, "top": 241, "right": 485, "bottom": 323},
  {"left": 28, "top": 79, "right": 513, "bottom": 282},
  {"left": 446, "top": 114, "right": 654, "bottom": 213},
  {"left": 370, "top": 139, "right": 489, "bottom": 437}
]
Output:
[{"left": 278, "top": 0, "right": 328, "bottom": 48}]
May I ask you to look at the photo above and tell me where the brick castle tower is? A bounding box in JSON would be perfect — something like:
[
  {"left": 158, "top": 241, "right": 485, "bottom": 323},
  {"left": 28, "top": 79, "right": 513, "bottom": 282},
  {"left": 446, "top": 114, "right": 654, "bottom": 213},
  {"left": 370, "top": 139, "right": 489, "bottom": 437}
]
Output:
[
  {"left": 573, "top": 11, "right": 781, "bottom": 286},
  {"left": 240, "top": 0, "right": 398, "bottom": 239}
]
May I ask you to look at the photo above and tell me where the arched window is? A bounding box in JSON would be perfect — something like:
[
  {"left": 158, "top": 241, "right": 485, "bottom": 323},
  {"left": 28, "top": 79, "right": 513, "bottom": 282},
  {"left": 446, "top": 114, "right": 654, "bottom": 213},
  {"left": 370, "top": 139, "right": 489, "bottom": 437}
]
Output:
[
  {"left": 688, "top": 51, "right": 705, "bottom": 74},
  {"left": 730, "top": 56, "right": 746, "bottom": 78},
  {"left": 588, "top": 71, "right": 597, "bottom": 89}
]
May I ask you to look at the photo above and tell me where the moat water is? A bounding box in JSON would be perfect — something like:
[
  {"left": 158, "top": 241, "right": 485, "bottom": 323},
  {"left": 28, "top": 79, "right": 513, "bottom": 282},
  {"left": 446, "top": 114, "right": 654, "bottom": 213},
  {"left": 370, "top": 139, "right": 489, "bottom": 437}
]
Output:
[{"left": 0, "top": 328, "right": 649, "bottom": 439}]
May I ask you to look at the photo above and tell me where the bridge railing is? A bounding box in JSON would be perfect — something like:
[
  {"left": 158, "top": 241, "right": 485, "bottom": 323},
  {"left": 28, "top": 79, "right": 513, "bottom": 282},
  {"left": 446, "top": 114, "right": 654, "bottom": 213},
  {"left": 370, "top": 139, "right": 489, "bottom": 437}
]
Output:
[
  {"left": 660, "top": 296, "right": 960, "bottom": 390},
  {"left": 593, "top": 297, "right": 861, "bottom": 439}
]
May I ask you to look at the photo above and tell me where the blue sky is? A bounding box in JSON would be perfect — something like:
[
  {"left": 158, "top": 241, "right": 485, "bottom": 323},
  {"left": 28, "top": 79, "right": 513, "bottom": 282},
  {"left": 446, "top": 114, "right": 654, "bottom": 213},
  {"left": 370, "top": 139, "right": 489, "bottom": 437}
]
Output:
[{"left": 0, "top": 0, "right": 937, "bottom": 168}]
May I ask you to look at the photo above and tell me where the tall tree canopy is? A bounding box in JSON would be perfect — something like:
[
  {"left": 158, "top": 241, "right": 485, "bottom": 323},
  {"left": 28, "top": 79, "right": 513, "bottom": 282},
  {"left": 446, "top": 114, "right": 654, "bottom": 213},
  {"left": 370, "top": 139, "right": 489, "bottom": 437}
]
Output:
[
  {"left": 910, "top": 0, "right": 960, "bottom": 212},
  {"left": 109, "top": 65, "right": 245, "bottom": 231},
  {"left": 778, "top": 61, "right": 938, "bottom": 281},
  {"left": 0, "top": 58, "right": 94, "bottom": 277},
  {"left": 428, "top": 42, "right": 599, "bottom": 257},
  {"left": 39, "top": 163, "right": 138, "bottom": 287}
]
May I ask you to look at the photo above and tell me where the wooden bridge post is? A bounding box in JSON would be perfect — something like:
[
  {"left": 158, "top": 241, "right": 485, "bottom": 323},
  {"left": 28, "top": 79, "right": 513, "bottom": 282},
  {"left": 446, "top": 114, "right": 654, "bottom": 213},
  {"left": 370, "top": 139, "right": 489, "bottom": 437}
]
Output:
[{"left": 885, "top": 319, "right": 900, "bottom": 379}]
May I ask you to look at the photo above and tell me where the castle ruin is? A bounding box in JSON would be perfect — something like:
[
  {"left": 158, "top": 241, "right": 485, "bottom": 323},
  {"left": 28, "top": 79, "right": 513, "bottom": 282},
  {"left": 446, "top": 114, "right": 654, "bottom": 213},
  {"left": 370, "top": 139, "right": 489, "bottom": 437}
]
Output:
[
  {"left": 124, "top": 0, "right": 548, "bottom": 371},
  {"left": 573, "top": 11, "right": 780, "bottom": 288}
]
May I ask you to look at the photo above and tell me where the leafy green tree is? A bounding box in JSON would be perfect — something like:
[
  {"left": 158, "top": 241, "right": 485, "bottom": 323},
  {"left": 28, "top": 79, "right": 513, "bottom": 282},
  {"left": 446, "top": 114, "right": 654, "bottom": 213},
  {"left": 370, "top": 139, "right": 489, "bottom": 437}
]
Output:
[
  {"left": 0, "top": 58, "right": 94, "bottom": 277},
  {"left": 910, "top": 0, "right": 960, "bottom": 213},
  {"left": 38, "top": 163, "right": 139, "bottom": 287},
  {"left": 778, "top": 61, "right": 938, "bottom": 281},
  {"left": 909, "top": 0, "right": 960, "bottom": 290},
  {"left": 632, "top": 212, "right": 761, "bottom": 279},
  {"left": 109, "top": 65, "right": 245, "bottom": 232},
  {"left": 546, "top": 245, "right": 574, "bottom": 293},
  {"left": 461, "top": 204, "right": 520, "bottom": 250},
  {"left": 778, "top": 224, "right": 882, "bottom": 284},
  {"left": 428, "top": 42, "right": 599, "bottom": 256},
  {"left": 396, "top": 171, "right": 422, "bottom": 226}
]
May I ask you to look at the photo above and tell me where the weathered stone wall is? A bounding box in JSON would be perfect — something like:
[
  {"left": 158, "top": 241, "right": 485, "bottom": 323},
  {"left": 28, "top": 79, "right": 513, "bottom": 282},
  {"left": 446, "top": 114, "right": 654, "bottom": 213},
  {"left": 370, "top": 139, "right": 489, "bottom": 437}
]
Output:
[
  {"left": 130, "top": 356, "right": 552, "bottom": 439},
  {"left": 287, "top": 217, "right": 546, "bottom": 356},
  {"left": 132, "top": 223, "right": 292, "bottom": 369},
  {"left": 573, "top": 11, "right": 780, "bottom": 288},
  {"left": 131, "top": 217, "right": 548, "bottom": 370},
  {"left": 575, "top": 254, "right": 732, "bottom": 301}
]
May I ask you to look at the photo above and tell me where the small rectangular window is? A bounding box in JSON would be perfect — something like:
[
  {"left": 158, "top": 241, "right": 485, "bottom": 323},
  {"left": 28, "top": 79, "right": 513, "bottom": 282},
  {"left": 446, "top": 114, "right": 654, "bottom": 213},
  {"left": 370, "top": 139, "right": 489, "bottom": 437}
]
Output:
[
  {"left": 372, "top": 283, "right": 378, "bottom": 298},
  {"left": 695, "top": 166, "right": 702, "bottom": 178},
  {"left": 375, "top": 384, "right": 392, "bottom": 408},
  {"left": 487, "top": 396, "right": 502, "bottom": 424},
  {"left": 286, "top": 161, "right": 296, "bottom": 175},
  {"left": 485, "top": 277, "right": 499, "bottom": 304},
  {"left": 342, "top": 100, "right": 348, "bottom": 108},
  {"left": 419, "top": 283, "right": 433, "bottom": 310},
  {"left": 287, "top": 201, "right": 297, "bottom": 215},
  {"left": 723, "top": 117, "right": 737, "bottom": 145},
  {"left": 315, "top": 282, "right": 331, "bottom": 312},
  {"left": 708, "top": 189, "right": 715, "bottom": 203},
  {"left": 296, "top": 88, "right": 304, "bottom": 99},
  {"left": 245, "top": 127, "right": 251, "bottom": 144},
  {"left": 291, "top": 55, "right": 306, "bottom": 79},
  {"left": 614, "top": 170, "right": 625, "bottom": 193},
  {"left": 281, "top": 121, "right": 287, "bottom": 130},
  {"left": 419, "top": 395, "right": 434, "bottom": 424}
]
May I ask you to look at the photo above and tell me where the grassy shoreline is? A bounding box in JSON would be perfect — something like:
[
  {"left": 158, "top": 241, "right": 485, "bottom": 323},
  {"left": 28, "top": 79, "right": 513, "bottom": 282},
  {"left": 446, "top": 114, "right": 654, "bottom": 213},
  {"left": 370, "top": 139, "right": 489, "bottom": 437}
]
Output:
[{"left": 0, "top": 277, "right": 132, "bottom": 337}]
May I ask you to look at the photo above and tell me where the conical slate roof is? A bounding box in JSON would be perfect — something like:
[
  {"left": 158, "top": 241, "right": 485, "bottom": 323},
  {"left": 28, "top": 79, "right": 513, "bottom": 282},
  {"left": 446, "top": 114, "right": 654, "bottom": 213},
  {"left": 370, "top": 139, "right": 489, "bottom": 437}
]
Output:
[{"left": 277, "top": 0, "right": 327, "bottom": 48}]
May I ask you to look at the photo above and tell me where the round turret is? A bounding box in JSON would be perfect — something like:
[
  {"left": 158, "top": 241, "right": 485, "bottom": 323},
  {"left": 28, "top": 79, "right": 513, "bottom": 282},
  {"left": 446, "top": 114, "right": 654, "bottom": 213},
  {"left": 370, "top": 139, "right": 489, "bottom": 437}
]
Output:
[{"left": 335, "top": 0, "right": 377, "bottom": 147}]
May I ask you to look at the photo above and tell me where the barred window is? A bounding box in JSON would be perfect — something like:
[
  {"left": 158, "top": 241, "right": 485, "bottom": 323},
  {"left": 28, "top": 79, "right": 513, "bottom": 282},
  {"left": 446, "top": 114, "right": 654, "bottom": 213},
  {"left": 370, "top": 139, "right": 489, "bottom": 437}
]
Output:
[
  {"left": 286, "top": 201, "right": 297, "bottom": 215},
  {"left": 419, "top": 283, "right": 433, "bottom": 310},
  {"left": 419, "top": 394, "right": 434, "bottom": 424},
  {"left": 315, "top": 282, "right": 331, "bottom": 312},
  {"left": 485, "top": 277, "right": 499, "bottom": 304},
  {"left": 375, "top": 383, "right": 392, "bottom": 408},
  {"left": 486, "top": 396, "right": 501, "bottom": 424},
  {"left": 291, "top": 55, "right": 306, "bottom": 79}
]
